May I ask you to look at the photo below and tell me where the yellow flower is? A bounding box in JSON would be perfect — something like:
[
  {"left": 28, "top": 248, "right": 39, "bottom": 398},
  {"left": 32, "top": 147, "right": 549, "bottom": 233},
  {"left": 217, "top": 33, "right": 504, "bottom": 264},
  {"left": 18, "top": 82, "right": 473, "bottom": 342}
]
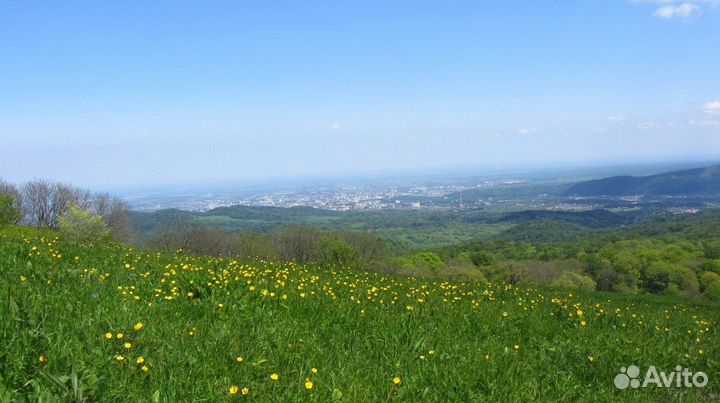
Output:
[
  {"left": 115, "top": 355, "right": 125, "bottom": 362},
  {"left": 311, "top": 367, "right": 318, "bottom": 374},
  {"left": 270, "top": 373, "right": 279, "bottom": 381},
  {"left": 141, "top": 365, "right": 149, "bottom": 372},
  {"left": 305, "top": 379, "right": 313, "bottom": 390},
  {"left": 502, "top": 311, "right": 508, "bottom": 317},
  {"left": 241, "top": 387, "right": 250, "bottom": 396},
  {"left": 105, "top": 332, "right": 113, "bottom": 340},
  {"left": 187, "top": 292, "right": 194, "bottom": 298},
  {"left": 124, "top": 342, "right": 132, "bottom": 349},
  {"left": 580, "top": 320, "right": 587, "bottom": 327},
  {"left": 514, "top": 345, "right": 520, "bottom": 351},
  {"left": 134, "top": 322, "right": 144, "bottom": 331},
  {"left": 588, "top": 355, "right": 595, "bottom": 363},
  {"left": 699, "top": 349, "right": 704, "bottom": 355},
  {"left": 20, "top": 275, "right": 27, "bottom": 282},
  {"left": 229, "top": 385, "right": 239, "bottom": 395},
  {"left": 136, "top": 356, "right": 145, "bottom": 364},
  {"left": 236, "top": 356, "right": 244, "bottom": 363},
  {"left": 393, "top": 376, "right": 402, "bottom": 385},
  {"left": 116, "top": 333, "right": 124, "bottom": 339},
  {"left": 38, "top": 354, "right": 47, "bottom": 364},
  {"left": 577, "top": 309, "right": 584, "bottom": 317}
]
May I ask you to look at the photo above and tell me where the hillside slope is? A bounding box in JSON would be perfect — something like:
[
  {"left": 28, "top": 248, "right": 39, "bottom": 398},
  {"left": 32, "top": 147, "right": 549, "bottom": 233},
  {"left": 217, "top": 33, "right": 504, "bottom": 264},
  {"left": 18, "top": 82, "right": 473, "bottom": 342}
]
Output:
[
  {"left": 1, "top": 226, "right": 718, "bottom": 402},
  {"left": 564, "top": 164, "right": 720, "bottom": 196}
]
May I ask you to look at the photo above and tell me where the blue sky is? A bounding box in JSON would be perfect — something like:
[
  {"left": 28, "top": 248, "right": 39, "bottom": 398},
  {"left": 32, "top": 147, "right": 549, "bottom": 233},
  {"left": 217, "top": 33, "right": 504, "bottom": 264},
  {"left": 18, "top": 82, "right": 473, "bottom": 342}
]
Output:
[{"left": 1, "top": 1, "right": 719, "bottom": 190}]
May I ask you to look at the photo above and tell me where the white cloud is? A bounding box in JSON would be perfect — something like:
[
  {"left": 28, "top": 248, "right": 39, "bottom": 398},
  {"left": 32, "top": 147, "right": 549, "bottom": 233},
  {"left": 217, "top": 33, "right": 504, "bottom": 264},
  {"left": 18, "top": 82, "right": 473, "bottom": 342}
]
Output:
[
  {"left": 702, "top": 100, "right": 720, "bottom": 114},
  {"left": 329, "top": 122, "right": 341, "bottom": 130},
  {"left": 517, "top": 127, "right": 536, "bottom": 135},
  {"left": 653, "top": 2, "right": 698, "bottom": 18},
  {"left": 607, "top": 115, "right": 626, "bottom": 123},
  {"left": 638, "top": 121, "right": 662, "bottom": 130},
  {"left": 689, "top": 119, "right": 719, "bottom": 127}
]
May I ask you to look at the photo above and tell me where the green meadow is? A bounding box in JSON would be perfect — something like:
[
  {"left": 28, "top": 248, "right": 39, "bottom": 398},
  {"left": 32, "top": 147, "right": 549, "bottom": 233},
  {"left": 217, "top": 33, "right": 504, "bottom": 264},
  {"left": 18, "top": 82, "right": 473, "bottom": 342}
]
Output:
[{"left": 1, "top": 226, "right": 717, "bottom": 402}]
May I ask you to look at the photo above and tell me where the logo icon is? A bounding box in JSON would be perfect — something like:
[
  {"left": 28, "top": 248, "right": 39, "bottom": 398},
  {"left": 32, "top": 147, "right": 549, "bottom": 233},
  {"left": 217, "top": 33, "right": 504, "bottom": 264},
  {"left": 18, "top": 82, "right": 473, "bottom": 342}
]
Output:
[{"left": 614, "top": 365, "right": 641, "bottom": 389}]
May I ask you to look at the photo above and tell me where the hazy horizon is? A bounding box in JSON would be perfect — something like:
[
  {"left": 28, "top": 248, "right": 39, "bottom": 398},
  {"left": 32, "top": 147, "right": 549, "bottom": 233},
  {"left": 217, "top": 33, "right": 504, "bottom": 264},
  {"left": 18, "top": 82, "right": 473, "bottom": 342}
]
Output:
[{"left": 2, "top": 1, "right": 719, "bottom": 190}]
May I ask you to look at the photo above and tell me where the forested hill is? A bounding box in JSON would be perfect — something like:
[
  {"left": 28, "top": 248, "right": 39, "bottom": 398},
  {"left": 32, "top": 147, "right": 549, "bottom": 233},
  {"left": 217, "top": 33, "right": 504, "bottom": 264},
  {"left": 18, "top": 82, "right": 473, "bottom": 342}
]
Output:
[{"left": 564, "top": 164, "right": 720, "bottom": 196}]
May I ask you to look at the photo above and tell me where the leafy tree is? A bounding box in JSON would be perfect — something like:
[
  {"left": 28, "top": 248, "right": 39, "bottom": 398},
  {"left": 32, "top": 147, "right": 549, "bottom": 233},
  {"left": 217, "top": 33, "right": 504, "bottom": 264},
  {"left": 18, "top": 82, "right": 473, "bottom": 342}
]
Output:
[
  {"left": 0, "top": 195, "right": 21, "bottom": 226},
  {"left": 469, "top": 251, "right": 495, "bottom": 266},
  {"left": 314, "top": 235, "right": 360, "bottom": 267},
  {"left": 699, "top": 271, "right": 720, "bottom": 292},
  {"left": 644, "top": 262, "right": 698, "bottom": 295},
  {"left": 57, "top": 204, "right": 109, "bottom": 243}
]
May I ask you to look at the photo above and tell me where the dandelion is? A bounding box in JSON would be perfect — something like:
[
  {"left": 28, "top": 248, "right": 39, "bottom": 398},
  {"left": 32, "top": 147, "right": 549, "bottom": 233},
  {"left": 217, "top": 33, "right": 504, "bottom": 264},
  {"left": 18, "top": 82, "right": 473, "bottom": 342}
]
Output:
[
  {"left": 124, "top": 342, "right": 132, "bottom": 349},
  {"left": 39, "top": 354, "right": 47, "bottom": 364},
  {"left": 229, "top": 385, "right": 239, "bottom": 395},
  {"left": 236, "top": 356, "right": 243, "bottom": 363},
  {"left": 134, "top": 322, "right": 144, "bottom": 331},
  {"left": 187, "top": 292, "right": 194, "bottom": 298},
  {"left": 577, "top": 309, "right": 584, "bottom": 317},
  {"left": 116, "top": 333, "right": 124, "bottom": 339},
  {"left": 311, "top": 367, "right": 318, "bottom": 374},
  {"left": 305, "top": 379, "right": 314, "bottom": 390},
  {"left": 514, "top": 344, "right": 520, "bottom": 351},
  {"left": 270, "top": 373, "right": 279, "bottom": 381},
  {"left": 105, "top": 332, "right": 113, "bottom": 340},
  {"left": 502, "top": 311, "right": 508, "bottom": 317},
  {"left": 141, "top": 365, "right": 149, "bottom": 372},
  {"left": 136, "top": 356, "right": 145, "bottom": 364},
  {"left": 393, "top": 376, "right": 402, "bottom": 385},
  {"left": 699, "top": 349, "right": 704, "bottom": 355},
  {"left": 581, "top": 320, "right": 587, "bottom": 327},
  {"left": 588, "top": 355, "right": 595, "bottom": 363},
  {"left": 115, "top": 355, "right": 125, "bottom": 362},
  {"left": 241, "top": 387, "right": 250, "bottom": 396},
  {"left": 20, "top": 275, "right": 27, "bottom": 282}
]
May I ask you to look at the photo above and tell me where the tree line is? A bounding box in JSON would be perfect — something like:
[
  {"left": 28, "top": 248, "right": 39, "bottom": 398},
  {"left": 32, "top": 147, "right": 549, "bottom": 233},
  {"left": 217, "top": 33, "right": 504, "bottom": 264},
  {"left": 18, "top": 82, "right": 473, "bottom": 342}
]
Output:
[
  {"left": 0, "top": 178, "right": 133, "bottom": 242},
  {"left": 2, "top": 177, "right": 720, "bottom": 303}
]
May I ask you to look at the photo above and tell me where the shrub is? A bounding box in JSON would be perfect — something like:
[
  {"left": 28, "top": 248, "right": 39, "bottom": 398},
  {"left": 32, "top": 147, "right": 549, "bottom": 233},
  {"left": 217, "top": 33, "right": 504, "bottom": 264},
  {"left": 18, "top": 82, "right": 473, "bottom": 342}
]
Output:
[
  {"left": 705, "top": 281, "right": 720, "bottom": 303},
  {"left": 699, "top": 271, "right": 720, "bottom": 292},
  {"left": 57, "top": 204, "right": 109, "bottom": 243},
  {"left": 551, "top": 271, "right": 597, "bottom": 291}
]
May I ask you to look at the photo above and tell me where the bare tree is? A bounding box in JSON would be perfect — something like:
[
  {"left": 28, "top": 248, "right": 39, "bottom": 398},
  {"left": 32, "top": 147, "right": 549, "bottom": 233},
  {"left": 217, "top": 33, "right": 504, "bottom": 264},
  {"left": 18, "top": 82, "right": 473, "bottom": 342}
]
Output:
[
  {"left": 93, "top": 193, "right": 135, "bottom": 242},
  {"left": 271, "top": 225, "right": 320, "bottom": 263},
  {"left": 21, "top": 179, "right": 55, "bottom": 227}
]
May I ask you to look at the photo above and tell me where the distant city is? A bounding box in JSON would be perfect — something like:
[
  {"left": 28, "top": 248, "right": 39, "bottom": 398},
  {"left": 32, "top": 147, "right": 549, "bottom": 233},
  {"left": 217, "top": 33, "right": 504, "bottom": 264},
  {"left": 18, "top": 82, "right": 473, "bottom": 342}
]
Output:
[{"left": 123, "top": 179, "right": 521, "bottom": 212}]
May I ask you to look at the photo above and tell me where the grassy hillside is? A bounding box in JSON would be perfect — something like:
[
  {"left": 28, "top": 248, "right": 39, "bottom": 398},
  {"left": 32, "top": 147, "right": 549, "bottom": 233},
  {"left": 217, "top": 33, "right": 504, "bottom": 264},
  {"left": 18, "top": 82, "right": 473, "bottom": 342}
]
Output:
[
  {"left": 565, "top": 165, "right": 720, "bottom": 196},
  {"left": 1, "top": 226, "right": 718, "bottom": 402}
]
